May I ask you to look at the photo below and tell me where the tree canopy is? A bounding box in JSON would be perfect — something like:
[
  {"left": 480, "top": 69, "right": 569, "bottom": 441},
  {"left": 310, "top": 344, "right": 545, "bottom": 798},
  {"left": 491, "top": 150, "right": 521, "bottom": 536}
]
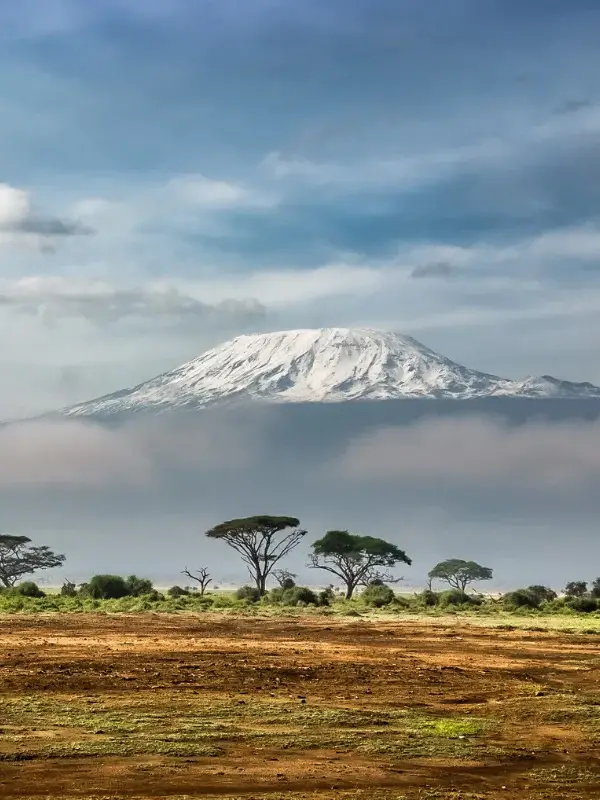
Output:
[
  {"left": 564, "top": 581, "right": 588, "bottom": 598},
  {"left": 205, "top": 515, "right": 305, "bottom": 595},
  {"left": 0, "top": 535, "right": 65, "bottom": 589},
  {"left": 428, "top": 559, "right": 493, "bottom": 592},
  {"left": 309, "top": 530, "right": 411, "bottom": 599}
]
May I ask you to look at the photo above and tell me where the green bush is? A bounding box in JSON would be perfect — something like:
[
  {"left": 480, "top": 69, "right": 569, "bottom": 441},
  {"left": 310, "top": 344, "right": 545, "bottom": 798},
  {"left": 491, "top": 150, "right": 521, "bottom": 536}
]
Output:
[
  {"left": 281, "top": 586, "right": 319, "bottom": 606},
  {"left": 167, "top": 585, "right": 189, "bottom": 598},
  {"left": 266, "top": 586, "right": 284, "bottom": 603},
  {"left": 14, "top": 581, "right": 45, "bottom": 598},
  {"left": 438, "top": 589, "right": 478, "bottom": 607},
  {"left": 125, "top": 575, "right": 154, "bottom": 596},
  {"left": 566, "top": 596, "right": 598, "bottom": 613},
  {"left": 503, "top": 589, "right": 541, "bottom": 609},
  {"left": 544, "top": 597, "right": 568, "bottom": 612},
  {"left": 418, "top": 589, "right": 439, "bottom": 607},
  {"left": 195, "top": 595, "right": 214, "bottom": 607},
  {"left": 141, "top": 590, "right": 163, "bottom": 602},
  {"left": 235, "top": 585, "right": 261, "bottom": 603},
  {"left": 60, "top": 580, "right": 78, "bottom": 597},
  {"left": 265, "top": 585, "right": 322, "bottom": 606},
  {"left": 362, "top": 583, "right": 395, "bottom": 607},
  {"left": 87, "top": 574, "right": 130, "bottom": 600},
  {"left": 526, "top": 585, "right": 557, "bottom": 604},
  {"left": 318, "top": 587, "right": 336, "bottom": 607}
]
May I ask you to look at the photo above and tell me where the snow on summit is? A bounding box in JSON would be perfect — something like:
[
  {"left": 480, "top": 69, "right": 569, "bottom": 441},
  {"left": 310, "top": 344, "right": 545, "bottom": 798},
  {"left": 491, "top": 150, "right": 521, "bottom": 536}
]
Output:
[{"left": 62, "top": 327, "right": 600, "bottom": 416}]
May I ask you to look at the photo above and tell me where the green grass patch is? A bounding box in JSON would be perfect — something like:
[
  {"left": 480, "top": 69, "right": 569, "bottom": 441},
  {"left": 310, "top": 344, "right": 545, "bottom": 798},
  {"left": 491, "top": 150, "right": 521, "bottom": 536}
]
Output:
[
  {"left": 0, "top": 693, "right": 493, "bottom": 762},
  {"left": 1, "top": 587, "right": 600, "bottom": 629}
]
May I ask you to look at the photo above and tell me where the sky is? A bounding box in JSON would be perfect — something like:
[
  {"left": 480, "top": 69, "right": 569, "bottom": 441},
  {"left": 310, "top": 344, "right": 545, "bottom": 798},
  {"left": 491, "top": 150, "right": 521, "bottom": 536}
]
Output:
[
  {"left": 1, "top": 0, "right": 600, "bottom": 418},
  {"left": 2, "top": 0, "right": 600, "bottom": 589}
]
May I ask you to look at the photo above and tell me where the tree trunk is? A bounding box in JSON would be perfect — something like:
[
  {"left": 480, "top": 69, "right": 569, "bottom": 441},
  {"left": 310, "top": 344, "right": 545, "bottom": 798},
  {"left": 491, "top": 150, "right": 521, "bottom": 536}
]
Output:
[
  {"left": 345, "top": 583, "right": 355, "bottom": 600},
  {"left": 257, "top": 572, "right": 267, "bottom": 596}
]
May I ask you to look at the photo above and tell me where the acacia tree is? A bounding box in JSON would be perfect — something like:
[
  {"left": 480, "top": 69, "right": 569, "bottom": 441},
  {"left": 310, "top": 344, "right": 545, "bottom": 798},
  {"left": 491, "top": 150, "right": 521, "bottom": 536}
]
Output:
[
  {"left": 564, "top": 581, "right": 588, "bottom": 598},
  {"left": 428, "top": 559, "right": 493, "bottom": 592},
  {"left": 205, "top": 516, "right": 305, "bottom": 596},
  {"left": 309, "top": 530, "right": 411, "bottom": 600},
  {"left": 0, "top": 535, "right": 65, "bottom": 588},
  {"left": 182, "top": 566, "right": 212, "bottom": 595}
]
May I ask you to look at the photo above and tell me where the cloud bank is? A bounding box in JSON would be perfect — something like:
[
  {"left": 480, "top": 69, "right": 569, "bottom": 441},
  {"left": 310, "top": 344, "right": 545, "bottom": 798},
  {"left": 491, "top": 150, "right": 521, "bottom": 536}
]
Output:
[
  {"left": 0, "top": 414, "right": 262, "bottom": 488},
  {"left": 1, "top": 408, "right": 599, "bottom": 590},
  {"left": 333, "top": 416, "right": 600, "bottom": 495}
]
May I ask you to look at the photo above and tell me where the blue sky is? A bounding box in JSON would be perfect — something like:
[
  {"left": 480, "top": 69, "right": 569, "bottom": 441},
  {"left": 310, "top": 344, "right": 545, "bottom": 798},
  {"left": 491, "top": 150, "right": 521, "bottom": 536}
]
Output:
[{"left": 1, "top": 0, "right": 600, "bottom": 417}]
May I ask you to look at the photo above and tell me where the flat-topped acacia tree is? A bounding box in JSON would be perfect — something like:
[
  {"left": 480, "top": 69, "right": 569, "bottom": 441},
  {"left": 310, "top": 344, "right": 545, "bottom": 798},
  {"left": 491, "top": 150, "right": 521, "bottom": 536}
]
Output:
[
  {"left": 205, "top": 515, "right": 306, "bottom": 596},
  {"left": 428, "top": 559, "right": 493, "bottom": 592},
  {"left": 0, "top": 534, "right": 65, "bottom": 588},
  {"left": 309, "top": 530, "right": 411, "bottom": 600}
]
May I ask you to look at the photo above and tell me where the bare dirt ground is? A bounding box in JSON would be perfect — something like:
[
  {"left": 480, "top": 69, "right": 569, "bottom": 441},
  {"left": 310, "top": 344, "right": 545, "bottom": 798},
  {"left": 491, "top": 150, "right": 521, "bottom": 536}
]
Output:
[{"left": 0, "top": 613, "right": 599, "bottom": 800}]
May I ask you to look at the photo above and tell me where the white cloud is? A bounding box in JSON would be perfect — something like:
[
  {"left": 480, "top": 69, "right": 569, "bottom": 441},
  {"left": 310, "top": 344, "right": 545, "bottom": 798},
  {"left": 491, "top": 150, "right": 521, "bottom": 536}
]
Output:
[
  {"left": 526, "top": 226, "right": 600, "bottom": 261},
  {"left": 0, "top": 183, "right": 30, "bottom": 225},
  {"left": 166, "top": 175, "right": 251, "bottom": 208},
  {"left": 64, "top": 174, "right": 274, "bottom": 252},
  {"left": 0, "top": 275, "right": 266, "bottom": 327},
  {"left": 395, "top": 225, "right": 600, "bottom": 277},
  {"left": 220, "top": 262, "right": 387, "bottom": 306},
  {"left": 0, "top": 182, "right": 93, "bottom": 250},
  {"left": 260, "top": 104, "right": 600, "bottom": 194},
  {"left": 260, "top": 139, "right": 508, "bottom": 192}
]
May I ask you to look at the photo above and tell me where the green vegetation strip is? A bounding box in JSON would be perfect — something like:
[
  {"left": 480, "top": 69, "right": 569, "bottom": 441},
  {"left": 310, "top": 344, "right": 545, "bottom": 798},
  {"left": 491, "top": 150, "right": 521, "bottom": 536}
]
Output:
[{"left": 0, "top": 694, "right": 491, "bottom": 762}]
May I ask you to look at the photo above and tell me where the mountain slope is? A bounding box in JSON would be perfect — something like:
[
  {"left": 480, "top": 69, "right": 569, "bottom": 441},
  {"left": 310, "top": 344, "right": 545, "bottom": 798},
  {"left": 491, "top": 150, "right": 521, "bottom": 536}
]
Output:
[{"left": 61, "top": 327, "right": 600, "bottom": 417}]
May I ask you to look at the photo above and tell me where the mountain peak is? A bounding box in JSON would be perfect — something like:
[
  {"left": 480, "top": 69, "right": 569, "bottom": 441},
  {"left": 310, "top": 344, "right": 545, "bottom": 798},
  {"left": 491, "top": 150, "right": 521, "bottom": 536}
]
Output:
[{"left": 61, "top": 326, "right": 600, "bottom": 417}]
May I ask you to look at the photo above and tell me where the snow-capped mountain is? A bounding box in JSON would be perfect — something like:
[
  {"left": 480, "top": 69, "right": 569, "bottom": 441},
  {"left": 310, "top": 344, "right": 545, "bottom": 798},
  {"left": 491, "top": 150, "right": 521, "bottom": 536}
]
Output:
[{"left": 60, "top": 328, "right": 600, "bottom": 417}]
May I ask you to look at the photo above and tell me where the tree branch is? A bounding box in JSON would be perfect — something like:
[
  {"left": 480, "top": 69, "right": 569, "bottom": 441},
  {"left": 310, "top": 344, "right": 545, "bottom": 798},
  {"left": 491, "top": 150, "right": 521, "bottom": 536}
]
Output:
[{"left": 182, "top": 566, "right": 212, "bottom": 596}]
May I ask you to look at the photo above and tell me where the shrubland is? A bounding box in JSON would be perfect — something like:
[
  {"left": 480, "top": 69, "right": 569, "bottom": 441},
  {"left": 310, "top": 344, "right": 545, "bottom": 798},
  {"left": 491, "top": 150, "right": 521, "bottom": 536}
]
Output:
[
  {"left": 2, "top": 521, "right": 598, "bottom": 621},
  {"left": 1, "top": 576, "right": 599, "bottom": 620}
]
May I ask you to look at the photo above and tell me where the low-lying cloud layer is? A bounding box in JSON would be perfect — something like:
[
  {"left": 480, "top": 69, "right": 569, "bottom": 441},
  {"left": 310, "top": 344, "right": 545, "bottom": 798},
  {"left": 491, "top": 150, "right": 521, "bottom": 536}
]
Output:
[
  {"left": 0, "top": 414, "right": 264, "bottom": 487},
  {"left": 334, "top": 416, "right": 600, "bottom": 494},
  {"left": 3, "top": 410, "right": 600, "bottom": 496},
  {"left": 2, "top": 407, "right": 599, "bottom": 586}
]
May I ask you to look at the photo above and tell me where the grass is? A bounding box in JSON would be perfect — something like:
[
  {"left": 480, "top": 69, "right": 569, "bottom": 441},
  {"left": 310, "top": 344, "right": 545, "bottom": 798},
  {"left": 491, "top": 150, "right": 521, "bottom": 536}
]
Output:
[
  {"left": 3, "top": 613, "right": 600, "bottom": 800},
  {"left": 0, "top": 692, "right": 493, "bottom": 763},
  {"left": 2, "top": 592, "right": 600, "bottom": 638}
]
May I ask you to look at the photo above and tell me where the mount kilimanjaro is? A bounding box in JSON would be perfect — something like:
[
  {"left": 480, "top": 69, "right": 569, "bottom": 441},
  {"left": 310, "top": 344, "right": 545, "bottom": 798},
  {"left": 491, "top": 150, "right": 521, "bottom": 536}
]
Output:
[{"left": 61, "top": 327, "right": 600, "bottom": 418}]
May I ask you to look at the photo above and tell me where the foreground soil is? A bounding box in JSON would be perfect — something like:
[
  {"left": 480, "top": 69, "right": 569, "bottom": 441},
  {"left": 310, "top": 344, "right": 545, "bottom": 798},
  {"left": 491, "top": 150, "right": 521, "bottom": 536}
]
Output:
[{"left": 0, "top": 613, "right": 599, "bottom": 800}]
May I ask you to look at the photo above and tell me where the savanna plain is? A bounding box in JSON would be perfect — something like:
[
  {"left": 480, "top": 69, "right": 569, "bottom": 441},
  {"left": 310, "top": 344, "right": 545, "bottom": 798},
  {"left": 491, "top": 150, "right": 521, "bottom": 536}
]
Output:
[{"left": 1, "top": 611, "right": 599, "bottom": 800}]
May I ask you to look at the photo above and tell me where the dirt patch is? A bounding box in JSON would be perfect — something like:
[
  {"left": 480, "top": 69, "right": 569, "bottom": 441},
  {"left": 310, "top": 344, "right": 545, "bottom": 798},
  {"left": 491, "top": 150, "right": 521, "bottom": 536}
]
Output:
[{"left": 0, "top": 613, "right": 599, "bottom": 799}]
